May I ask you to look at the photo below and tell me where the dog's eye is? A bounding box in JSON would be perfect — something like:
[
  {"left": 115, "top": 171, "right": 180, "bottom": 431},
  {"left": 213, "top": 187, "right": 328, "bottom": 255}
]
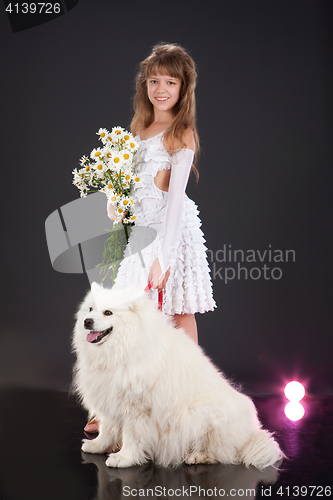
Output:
[
  {"left": 89, "top": 307, "right": 93, "bottom": 312},
  {"left": 104, "top": 310, "right": 113, "bottom": 316}
]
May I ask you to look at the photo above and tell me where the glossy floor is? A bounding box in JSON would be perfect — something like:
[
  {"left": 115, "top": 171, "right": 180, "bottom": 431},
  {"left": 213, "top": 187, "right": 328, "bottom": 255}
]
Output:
[{"left": 0, "top": 389, "right": 332, "bottom": 500}]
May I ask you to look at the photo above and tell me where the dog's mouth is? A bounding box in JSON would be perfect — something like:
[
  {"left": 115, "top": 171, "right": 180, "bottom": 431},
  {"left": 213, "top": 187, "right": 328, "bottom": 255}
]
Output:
[{"left": 86, "top": 327, "right": 113, "bottom": 344}]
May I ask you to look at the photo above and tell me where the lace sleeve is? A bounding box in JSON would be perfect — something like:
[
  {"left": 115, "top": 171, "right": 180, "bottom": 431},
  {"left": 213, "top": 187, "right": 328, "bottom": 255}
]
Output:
[{"left": 158, "top": 148, "right": 195, "bottom": 274}]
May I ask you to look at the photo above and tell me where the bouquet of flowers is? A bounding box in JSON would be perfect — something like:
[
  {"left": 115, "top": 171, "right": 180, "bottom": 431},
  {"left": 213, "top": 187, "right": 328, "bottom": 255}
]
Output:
[{"left": 72, "top": 126, "right": 141, "bottom": 283}]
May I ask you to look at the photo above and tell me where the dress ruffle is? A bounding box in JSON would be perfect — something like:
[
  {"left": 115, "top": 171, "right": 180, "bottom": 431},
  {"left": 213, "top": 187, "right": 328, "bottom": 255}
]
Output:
[{"left": 114, "top": 133, "right": 216, "bottom": 315}]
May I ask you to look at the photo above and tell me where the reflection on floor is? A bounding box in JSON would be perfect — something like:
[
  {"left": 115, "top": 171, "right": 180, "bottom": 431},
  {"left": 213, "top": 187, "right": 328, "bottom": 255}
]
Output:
[{"left": 0, "top": 389, "right": 332, "bottom": 500}]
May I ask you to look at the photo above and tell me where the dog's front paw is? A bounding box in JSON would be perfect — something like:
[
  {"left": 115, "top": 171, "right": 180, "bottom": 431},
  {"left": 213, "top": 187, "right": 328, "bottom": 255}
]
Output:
[
  {"left": 185, "top": 451, "right": 218, "bottom": 465},
  {"left": 105, "top": 452, "right": 136, "bottom": 468},
  {"left": 81, "top": 438, "right": 106, "bottom": 455}
]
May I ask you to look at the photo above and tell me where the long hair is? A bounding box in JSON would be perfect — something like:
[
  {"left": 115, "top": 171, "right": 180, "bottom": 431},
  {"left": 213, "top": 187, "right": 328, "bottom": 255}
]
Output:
[{"left": 131, "top": 42, "right": 199, "bottom": 179}]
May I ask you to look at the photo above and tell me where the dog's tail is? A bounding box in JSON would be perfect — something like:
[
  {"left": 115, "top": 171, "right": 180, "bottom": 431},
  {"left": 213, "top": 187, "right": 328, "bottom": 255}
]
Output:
[{"left": 239, "top": 429, "right": 285, "bottom": 469}]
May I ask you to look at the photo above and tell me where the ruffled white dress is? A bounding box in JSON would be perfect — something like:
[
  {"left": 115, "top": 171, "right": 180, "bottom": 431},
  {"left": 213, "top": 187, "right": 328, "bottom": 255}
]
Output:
[{"left": 113, "top": 131, "right": 216, "bottom": 315}]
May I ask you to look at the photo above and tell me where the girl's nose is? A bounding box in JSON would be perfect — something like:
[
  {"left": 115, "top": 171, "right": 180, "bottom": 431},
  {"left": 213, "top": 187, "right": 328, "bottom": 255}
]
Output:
[{"left": 157, "top": 82, "right": 166, "bottom": 92}]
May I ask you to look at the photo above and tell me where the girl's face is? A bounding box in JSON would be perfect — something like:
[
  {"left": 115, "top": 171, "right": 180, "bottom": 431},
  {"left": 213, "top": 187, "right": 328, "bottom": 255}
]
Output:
[{"left": 146, "top": 71, "right": 181, "bottom": 114}]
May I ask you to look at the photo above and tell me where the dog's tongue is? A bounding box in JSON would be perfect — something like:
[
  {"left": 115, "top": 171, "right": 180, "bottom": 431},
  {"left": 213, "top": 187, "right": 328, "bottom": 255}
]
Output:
[{"left": 86, "top": 331, "right": 103, "bottom": 343}]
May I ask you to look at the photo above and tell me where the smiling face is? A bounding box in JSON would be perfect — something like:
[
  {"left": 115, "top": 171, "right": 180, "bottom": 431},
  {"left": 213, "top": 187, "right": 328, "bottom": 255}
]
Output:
[{"left": 146, "top": 71, "right": 181, "bottom": 115}]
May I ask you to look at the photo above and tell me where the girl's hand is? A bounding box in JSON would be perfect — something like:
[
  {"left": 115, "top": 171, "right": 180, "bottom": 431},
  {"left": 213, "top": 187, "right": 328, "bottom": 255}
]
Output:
[
  {"left": 107, "top": 203, "right": 118, "bottom": 221},
  {"left": 148, "top": 257, "right": 170, "bottom": 291},
  {"left": 108, "top": 204, "right": 128, "bottom": 222}
]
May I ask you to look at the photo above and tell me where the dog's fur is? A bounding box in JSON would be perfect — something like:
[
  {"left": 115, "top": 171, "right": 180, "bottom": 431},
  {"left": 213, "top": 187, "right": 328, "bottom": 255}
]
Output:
[{"left": 72, "top": 283, "right": 284, "bottom": 469}]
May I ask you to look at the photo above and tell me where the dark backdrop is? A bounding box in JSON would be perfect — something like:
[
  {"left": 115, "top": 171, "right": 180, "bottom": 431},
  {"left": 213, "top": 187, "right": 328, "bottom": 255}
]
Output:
[{"left": 1, "top": 0, "right": 332, "bottom": 395}]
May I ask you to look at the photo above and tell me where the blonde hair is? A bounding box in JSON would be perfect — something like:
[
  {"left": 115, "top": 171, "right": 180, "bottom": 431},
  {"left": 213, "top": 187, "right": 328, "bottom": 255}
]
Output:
[{"left": 131, "top": 42, "right": 199, "bottom": 179}]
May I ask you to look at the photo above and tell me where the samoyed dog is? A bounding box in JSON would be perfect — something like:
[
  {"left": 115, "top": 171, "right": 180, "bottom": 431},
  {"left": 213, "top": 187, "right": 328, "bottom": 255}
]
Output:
[{"left": 72, "top": 283, "right": 284, "bottom": 469}]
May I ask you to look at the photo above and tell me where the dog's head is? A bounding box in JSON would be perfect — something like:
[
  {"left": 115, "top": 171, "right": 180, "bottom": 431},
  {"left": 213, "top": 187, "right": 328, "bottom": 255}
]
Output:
[{"left": 74, "top": 283, "right": 153, "bottom": 349}]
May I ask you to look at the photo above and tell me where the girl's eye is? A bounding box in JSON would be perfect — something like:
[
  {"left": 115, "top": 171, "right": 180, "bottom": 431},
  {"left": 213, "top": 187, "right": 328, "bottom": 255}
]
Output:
[{"left": 168, "top": 81, "right": 175, "bottom": 85}]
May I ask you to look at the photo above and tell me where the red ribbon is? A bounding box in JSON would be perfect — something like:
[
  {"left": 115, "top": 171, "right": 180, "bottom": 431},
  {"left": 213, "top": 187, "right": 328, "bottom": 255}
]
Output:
[{"left": 144, "top": 281, "right": 163, "bottom": 311}]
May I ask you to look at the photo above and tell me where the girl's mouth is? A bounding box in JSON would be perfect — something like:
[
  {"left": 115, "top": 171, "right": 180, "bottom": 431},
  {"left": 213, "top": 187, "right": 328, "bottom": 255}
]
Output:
[{"left": 155, "top": 97, "right": 169, "bottom": 102}]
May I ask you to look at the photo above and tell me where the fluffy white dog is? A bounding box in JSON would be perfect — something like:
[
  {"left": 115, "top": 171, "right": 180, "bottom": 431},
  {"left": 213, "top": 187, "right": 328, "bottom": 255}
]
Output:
[{"left": 73, "top": 283, "right": 284, "bottom": 469}]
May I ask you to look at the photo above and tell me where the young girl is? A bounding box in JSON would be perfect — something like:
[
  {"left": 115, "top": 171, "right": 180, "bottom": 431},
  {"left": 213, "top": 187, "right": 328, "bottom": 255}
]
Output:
[{"left": 85, "top": 42, "right": 216, "bottom": 433}]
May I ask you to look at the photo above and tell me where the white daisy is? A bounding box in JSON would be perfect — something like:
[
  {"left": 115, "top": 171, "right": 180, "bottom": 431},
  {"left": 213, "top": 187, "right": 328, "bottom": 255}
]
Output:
[
  {"left": 103, "top": 182, "right": 115, "bottom": 197},
  {"left": 96, "top": 128, "right": 109, "bottom": 144},
  {"left": 77, "top": 165, "right": 89, "bottom": 178},
  {"left": 72, "top": 169, "right": 85, "bottom": 182},
  {"left": 122, "top": 132, "right": 132, "bottom": 143},
  {"left": 90, "top": 147, "right": 103, "bottom": 160},
  {"left": 111, "top": 126, "right": 126, "bottom": 142},
  {"left": 108, "top": 193, "right": 121, "bottom": 204},
  {"left": 122, "top": 172, "right": 132, "bottom": 183},
  {"left": 104, "top": 146, "right": 114, "bottom": 163},
  {"left": 79, "top": 155, "right": 89, "bottom": 166},
  {"left": 108, "top": 151, "right": 125, "bottom": 169},
  {"left": 121, "top": 151, "right": 133, "bottom": 166},
  {"left": 125, "top": 137, "right": 139, "bottom": 152},
  {"left": 119, "top": 196, "right": 132, "bottom": 209},
  {"left": 92, "top": 161, "right": 106, "bottom": 180},
  {"left": 105, "top": 132, "right": 115, "bottom": 144}
]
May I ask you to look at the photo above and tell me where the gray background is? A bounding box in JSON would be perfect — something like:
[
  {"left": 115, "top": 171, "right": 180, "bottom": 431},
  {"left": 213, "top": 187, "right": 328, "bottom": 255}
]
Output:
[{"left": 1, "top": 0, "right": 332, "bottom": 395}]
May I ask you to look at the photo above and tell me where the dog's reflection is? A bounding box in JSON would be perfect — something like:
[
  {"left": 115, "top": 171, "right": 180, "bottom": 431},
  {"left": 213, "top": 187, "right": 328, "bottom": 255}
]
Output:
[{"left": 82, "top": 452, "right": 281, "bottom": 500}]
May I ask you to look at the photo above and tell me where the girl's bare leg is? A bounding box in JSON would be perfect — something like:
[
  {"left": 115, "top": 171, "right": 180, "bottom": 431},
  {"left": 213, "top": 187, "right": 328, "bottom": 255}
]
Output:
[{"left": 173, "top": 313, "right": 198, "bottom": 344}]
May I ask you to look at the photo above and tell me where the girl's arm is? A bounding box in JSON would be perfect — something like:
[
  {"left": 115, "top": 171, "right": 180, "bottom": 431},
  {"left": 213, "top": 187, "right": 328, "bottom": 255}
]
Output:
[{"left": 149, "top": 130, "right": 195, "bottom": 289}]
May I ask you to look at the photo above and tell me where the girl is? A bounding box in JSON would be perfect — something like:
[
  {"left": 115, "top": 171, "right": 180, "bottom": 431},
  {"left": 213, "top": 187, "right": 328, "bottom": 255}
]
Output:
[{"left": 85, "top": 43, "right": 216, "bottom": 433}]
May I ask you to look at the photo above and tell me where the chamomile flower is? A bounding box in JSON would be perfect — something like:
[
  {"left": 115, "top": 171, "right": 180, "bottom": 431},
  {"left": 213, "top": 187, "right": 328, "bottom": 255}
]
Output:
[
  {"left": 108, "top": 193, "right": 121, "bottom": 204},
  {"left": 111, "top": 126, "right": 125, "bottom": 140},
  {"left": 78, "top": 165, "right": 90, "bottom": 177},
  {"left": 90, "top": 147, "right": 104, "bottom": 160},
  {"left": 133, "top": 175, "right": 142, "bottom": 187},
  {"left": 113, "top": 126, "right": 125, "bottom": 134},
  {"left": 73, "top": 169, "right": 85, "bottom": 183},
  {"left": 105, "top": 132, "right": 114, "bottom": 144},
  {"left": 122, "top": 152, "right": 133, "bottom": 167},
  {"left": 115, "top": 207, "right": 125, "bottom": 220},
  {"left": 105, "top": 182, "right": 115, "bottom": 196},
  {"left": 73, "top": 126, "right": 138, "bottom": 227},
  {"left": 79, "top": 155, "right": 89, "bottom": 166},
  {"left": 99, "top": 183, "right": 114, "bottom": 197},
  {"left": 79, "top": 188, "right": 88, "bottom": 198},
  {"left": 122, "top": 132, "right": 132, "bottom": 142},
  {"left": 121, "top": 172, "right": 132, "bottom": 189},
  {"left": 125, "top": 137, "right": 139, "bottom": 152},
  {"left": 96, "top": 128, "right": 109, "bottom": 144},
  {"left": 108, "top": 151, "right": 125, "bottom": 169},
  {"left": 72, "top": 178, "right": 82, "bottom": 188},
  {"left": 93, "top": 161, "right": 106, "bottom": 178},
  {"left": 104, "top": 146, "right": 114, "bottom": 162},
  {"left": 72, "top": 174, "right": 87, "bottom": 194},
  {"left": 119, "top": 196, "right": 133, "bottom": 209}
]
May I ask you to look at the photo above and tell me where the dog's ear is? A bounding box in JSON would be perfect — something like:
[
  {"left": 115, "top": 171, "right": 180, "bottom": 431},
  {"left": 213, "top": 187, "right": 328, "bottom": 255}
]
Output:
[{"left": 91, "top": 282, "right": 103, "bottom": 293}]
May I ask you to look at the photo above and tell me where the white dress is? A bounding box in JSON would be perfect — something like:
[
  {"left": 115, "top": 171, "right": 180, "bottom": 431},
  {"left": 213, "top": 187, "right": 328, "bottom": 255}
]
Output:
[{"left": 113, "top": 131, "right": 216, "bottom": 315}]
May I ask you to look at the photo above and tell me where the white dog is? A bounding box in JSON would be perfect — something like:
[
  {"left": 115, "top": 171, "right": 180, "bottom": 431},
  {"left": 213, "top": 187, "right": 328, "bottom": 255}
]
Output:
[{"left": 72, "top": 283, "right": 284, "bottom": 469}]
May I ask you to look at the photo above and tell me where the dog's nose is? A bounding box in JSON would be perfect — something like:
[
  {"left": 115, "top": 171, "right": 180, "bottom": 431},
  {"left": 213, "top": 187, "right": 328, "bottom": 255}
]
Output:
[{"left": 84, "top": 318, "right": 94, "bottom": 329}]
